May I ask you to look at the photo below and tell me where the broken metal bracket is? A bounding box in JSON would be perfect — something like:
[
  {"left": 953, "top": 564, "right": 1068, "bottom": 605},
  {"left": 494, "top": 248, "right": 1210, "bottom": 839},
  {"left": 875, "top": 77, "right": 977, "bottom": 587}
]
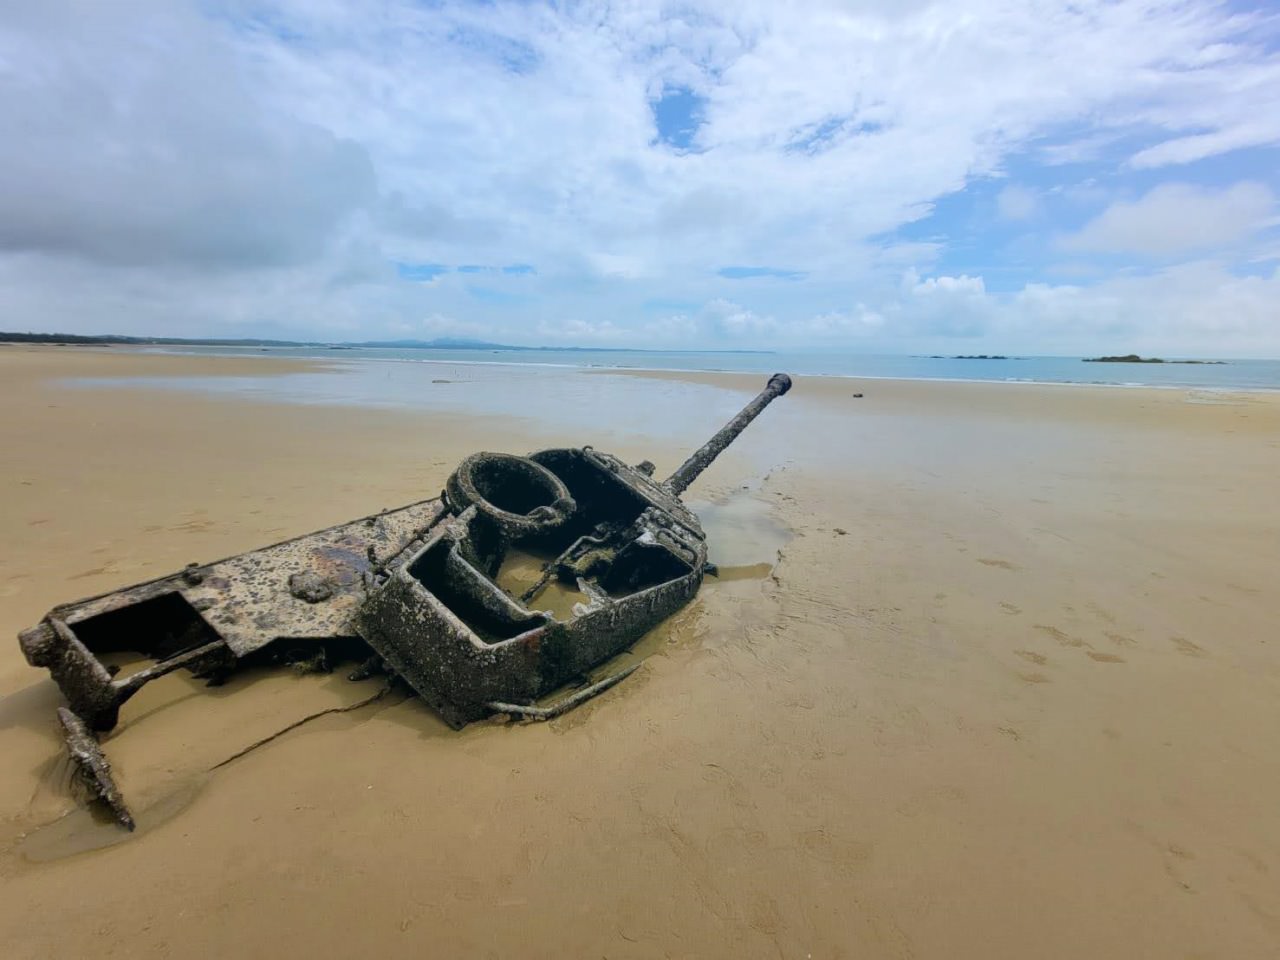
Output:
[
  {"left": 485, "top": 663, "right": 640, "bottom": 722},
  {"left": 57, "top": 707, "right": 135, "bottom": 831}
]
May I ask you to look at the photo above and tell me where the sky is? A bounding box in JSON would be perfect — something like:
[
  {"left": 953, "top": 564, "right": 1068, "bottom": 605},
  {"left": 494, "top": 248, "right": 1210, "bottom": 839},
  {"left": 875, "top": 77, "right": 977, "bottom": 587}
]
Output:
[{"left": 1, "top": 0, "right": 1279, "bottom": 356}]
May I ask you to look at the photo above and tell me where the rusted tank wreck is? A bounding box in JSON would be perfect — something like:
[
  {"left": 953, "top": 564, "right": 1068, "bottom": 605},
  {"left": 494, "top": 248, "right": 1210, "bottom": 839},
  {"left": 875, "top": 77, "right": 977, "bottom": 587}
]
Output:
[{"left": 19, "top": 373, "right": 792, "bottom": 828}]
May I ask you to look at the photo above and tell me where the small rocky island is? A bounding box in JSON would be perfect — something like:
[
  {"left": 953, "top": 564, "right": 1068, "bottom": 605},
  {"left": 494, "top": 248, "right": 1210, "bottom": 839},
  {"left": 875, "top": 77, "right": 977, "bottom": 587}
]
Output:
[{"left": 1083, "top": 354, "right": 1226, "bottom": 365}]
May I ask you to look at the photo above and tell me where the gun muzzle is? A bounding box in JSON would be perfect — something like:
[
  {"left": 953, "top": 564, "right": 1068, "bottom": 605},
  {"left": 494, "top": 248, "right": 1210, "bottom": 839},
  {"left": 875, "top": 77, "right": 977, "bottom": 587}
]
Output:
[{"left": 663, "top": 373, "right": 792, "bottom": 498}]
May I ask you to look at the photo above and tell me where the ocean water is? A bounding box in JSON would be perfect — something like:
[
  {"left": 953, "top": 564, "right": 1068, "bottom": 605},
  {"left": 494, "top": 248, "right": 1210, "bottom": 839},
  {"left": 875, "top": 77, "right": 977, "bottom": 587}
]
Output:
[{"left": 142, "top": 345, "right": 1280, "bottom": 391}]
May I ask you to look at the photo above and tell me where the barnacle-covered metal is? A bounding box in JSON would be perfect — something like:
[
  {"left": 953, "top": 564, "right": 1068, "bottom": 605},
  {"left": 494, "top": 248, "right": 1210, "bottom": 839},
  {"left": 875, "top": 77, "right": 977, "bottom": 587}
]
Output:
[{"left": 18, "top": 374, "right": 791, "bottom": 827}]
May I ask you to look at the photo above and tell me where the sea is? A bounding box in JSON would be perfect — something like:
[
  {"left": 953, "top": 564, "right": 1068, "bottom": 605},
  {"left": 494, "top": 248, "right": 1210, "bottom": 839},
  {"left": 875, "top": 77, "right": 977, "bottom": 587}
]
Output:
[{"left": 143, "top": 345, "right": 1280, "bottom": 391}]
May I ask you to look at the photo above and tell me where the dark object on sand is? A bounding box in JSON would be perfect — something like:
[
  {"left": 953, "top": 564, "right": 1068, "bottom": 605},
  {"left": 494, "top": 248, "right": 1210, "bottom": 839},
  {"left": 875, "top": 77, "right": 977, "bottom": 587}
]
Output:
[
  {"left": 19, "top": 374, "right": 792, "bottom": 828},
  {"left": 58, "top": 706, "right": 135, "bottom": 830}
]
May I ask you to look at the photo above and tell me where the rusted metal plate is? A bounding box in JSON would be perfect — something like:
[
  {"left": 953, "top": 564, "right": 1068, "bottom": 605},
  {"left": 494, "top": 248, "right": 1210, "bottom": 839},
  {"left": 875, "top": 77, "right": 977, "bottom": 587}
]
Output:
[{"left": 42, "top": 500, "right": 443, "bottom": 656}]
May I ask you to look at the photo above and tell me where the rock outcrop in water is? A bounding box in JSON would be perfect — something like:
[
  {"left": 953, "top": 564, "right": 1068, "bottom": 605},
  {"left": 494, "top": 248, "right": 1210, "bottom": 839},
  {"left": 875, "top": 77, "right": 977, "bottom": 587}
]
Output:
[{"left": 1084, "top": 354, "right": 1226, "bottom": 364}]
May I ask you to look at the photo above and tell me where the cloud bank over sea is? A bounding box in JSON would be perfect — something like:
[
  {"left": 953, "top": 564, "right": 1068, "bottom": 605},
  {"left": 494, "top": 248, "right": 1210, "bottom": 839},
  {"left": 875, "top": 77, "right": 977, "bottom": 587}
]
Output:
[{"left": 2, "top": 0, "right": 1278, "bottom": 355}]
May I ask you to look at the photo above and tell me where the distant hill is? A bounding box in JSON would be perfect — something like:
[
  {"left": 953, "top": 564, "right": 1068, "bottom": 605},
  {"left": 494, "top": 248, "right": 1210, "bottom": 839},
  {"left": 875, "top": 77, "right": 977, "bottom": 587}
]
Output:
[{"left": 0, "top": 331, "right": 316, "bottom": 347}]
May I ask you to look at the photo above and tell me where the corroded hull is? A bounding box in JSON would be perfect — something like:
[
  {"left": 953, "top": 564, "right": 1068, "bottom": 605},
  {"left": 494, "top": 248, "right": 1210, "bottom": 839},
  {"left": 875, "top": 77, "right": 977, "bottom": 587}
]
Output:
[
  {"left": 359, "top": 446, "right": 710, "bottom": 727},
  {"left": 17, "top": 373, "right": 791, "bottom": 827},
  {"left": 19, "top": 499, "right": 444, "bottom": 730}
]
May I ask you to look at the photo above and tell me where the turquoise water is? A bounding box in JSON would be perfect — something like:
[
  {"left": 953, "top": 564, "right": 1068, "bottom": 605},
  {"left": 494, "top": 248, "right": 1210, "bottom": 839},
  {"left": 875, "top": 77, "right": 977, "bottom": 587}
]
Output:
[{"left": 141, "top": 345, "right": 1280, "bottom": 390}]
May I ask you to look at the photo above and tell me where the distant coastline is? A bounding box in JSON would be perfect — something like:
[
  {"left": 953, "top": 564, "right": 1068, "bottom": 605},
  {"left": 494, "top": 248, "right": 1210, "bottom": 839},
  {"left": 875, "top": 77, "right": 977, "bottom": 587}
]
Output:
[
  {"left": 6, "top": 333, "right": 1274, "bottom": 389},
  {"left": 0, "top": 332, "right": 772, "bottom": 355},
  {"left": 0, "top": 330, "right": 310, "bottom": 348}
]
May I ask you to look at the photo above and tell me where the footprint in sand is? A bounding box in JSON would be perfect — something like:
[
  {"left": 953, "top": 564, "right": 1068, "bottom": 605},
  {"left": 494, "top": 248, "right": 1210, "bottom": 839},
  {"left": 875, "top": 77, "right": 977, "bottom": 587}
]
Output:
[
  {"left": 1086, "top": 601, "right": 1117, "bottom": 624},
  {"left": 1019, "top": 672, "right": 1050, "bottom": 684},
  {"left": 1162, "top": 843, "right": 1197, "bottom": 892},
  {"left": 1000, "top": 601, "right": 1022, "bottom": 615},
  {"left": 1015, "top": 649, "right": 1047, "bottom": 665},
  {"left": 793, "top": 828, "right": 873, "bottom": 866},
  {"left": 1087, "top": 651, "right": 1126, "bottom": 663},
  {"left": 1171, "top": 636, "right": 1207, "bottom": 658},
  {"left": 69, "top": 565, "right": 112, "bottom": 580},
  {"left": 1034, "top": 624, "right": 1088, "bottom": 648},
  {"left": 1105, "top": 632, "right": 1137, "bottom": 648},
  {"left": 172, "top": 518, "right": 215, "bottom": 533},
  {"left": 978, "top": 558, "right": 1018, "bottom": 570}
]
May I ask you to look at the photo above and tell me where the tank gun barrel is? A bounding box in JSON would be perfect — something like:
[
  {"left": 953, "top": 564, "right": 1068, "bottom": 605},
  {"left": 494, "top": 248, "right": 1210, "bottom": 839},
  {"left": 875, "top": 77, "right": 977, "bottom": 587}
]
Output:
[{"left": 663, "top": 373, "right": 792, "bottom": 498}]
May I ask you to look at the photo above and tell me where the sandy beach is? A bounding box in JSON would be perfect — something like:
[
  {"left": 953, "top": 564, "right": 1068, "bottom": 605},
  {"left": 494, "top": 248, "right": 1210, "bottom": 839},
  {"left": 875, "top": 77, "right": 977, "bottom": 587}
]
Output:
[{"left": 1, "top": 345, "right": 1278, "bottom": 958}]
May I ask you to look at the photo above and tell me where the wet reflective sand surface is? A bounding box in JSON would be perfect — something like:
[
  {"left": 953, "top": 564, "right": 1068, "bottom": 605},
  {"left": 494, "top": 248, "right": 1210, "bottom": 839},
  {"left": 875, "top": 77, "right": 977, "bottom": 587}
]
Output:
[{"left": 2, "top": 347, "right": 1279, "bottom": 958}]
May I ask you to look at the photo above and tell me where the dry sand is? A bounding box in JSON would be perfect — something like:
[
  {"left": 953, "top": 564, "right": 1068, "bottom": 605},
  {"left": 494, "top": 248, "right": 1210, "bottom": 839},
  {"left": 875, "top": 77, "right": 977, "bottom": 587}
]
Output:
[{"left": 1, "top": 346, "right": 1278, "bottom": 958}]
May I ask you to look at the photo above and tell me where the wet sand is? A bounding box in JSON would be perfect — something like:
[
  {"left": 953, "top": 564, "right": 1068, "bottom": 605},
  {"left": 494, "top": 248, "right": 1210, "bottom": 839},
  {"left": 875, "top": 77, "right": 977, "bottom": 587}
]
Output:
[{"left": 1, "top": 346, "right": 1278, "bottom": 958}]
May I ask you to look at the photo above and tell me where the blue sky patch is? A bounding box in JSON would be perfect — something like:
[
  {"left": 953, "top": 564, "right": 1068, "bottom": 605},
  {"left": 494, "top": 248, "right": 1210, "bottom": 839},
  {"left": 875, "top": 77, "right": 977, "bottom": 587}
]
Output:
[
  {"left": 651, "top": 86, "right": 706, "bottom": 151},
  {"left": 395, "top": 261, "right": 449, "bottom": 282},
  {"left": 718, "top": 266, "right": 805, "bottom": 280},
  {"left": 447, "top": 24, "right": 539, "bottom": 74},
  {"left": 467, "top": 285, "right": 529, "bottom": 305},
  {"left": 397, "top": 262, "right": 537, "bottom": 280},
  {"left": 642, "top": 297, "right": 700, "bottom": 312},
  {"left": 785, "top": 116, "right": 883, "bottom": 154}
]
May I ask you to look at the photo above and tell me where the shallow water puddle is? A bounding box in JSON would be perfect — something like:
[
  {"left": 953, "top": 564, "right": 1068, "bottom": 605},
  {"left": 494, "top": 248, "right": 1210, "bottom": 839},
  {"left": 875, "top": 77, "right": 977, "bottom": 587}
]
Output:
[
  {"left": 493, "top": 491, "right": 791, "bottom": 719},
  {"left": 17, "top": 771, "right": 207, "bottom": 863},
  {"left": 496, "top": 548, "right": 591, "bottom": 621},
  {"left": 692, "top": 492, "right": 792, "bottom": 582},
  {"left": 496, "top": 490, "right": 792, "bottom": 618}
]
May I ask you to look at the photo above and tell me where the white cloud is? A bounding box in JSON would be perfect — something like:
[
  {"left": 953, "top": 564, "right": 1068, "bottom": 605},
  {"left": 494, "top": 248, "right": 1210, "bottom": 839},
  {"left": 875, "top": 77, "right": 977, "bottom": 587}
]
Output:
[
  {"left": 906, "top": 273, "right": 987, "bottom": 297},
  {"left": 702, "top": 298, "right": 777, "bottom": 337},
  {"left": 585, "top": 253, "right": 649, "bottom": 281},
  {"left": 0, "top": 1, "right": 375, "bottom": 270},
  {"left": 1059, "top": 182, "right": 1274, "bottom": 257},
  {"left": 0, "top": 1, "right": 1278, "bottom": 354},
  {"left": 405, "top": 314, "right": 492, "bottom": 340},
  {"left": 621, "top": 263, "right": 1280, "bottom": 355},
  {"left": 872, "top": 264, "right": 1280, "bottom": 356},
  {"left": 1129, "top": 120, "right": 1280, "bottom": 169}
]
